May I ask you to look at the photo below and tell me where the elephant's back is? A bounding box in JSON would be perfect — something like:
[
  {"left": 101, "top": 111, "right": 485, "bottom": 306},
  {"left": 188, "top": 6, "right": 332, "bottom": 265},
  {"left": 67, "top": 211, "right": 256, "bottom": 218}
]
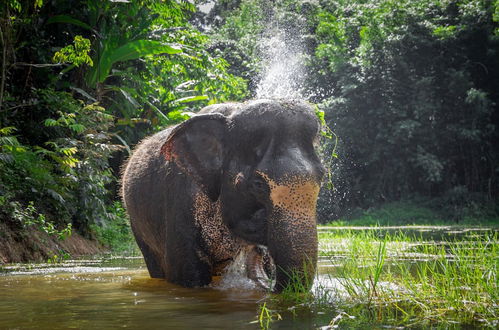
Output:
[
  {"left": 197, "top": 102, "right": 241, "bottom": 116},
  {"left": 121, "top": 129, "right": 173, "bottom": 246},
  {"left": 121, "top": 129, "right": 171, "bottom": 200}
]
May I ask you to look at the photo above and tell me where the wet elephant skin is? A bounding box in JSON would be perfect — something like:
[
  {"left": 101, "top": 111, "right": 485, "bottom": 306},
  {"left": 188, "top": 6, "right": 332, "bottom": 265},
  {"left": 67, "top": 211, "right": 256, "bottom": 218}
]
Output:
[{"left": 121, "top": 99, "right": 325, "bottom": 291}]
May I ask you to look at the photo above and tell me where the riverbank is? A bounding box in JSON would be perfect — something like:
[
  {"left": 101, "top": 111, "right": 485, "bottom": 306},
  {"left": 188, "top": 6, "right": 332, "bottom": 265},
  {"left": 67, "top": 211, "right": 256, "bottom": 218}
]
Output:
[
  {"left": 0, "top": 200, "right": 139, "bottom": 263},
  {"left": 0, "top": 223, "right": 104, "bottom": 264}
]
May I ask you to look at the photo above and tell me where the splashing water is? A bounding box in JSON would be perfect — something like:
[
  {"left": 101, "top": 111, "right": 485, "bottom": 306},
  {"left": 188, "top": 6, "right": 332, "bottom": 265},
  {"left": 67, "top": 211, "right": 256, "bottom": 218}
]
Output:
[
  {"left": 216, "top": 247, "right": 260, "bottom": 290},
  {"left": 216, "top": 245, "right": 274, "bottom": 291},
  {"left": 255, "top": 27, "right": 307, "bottom": 100}
]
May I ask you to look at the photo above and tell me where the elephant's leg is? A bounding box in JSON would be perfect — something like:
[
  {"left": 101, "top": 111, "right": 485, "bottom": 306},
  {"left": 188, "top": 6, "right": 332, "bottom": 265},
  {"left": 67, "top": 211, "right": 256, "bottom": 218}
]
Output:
[
  {"left": 164, "top": 227, "right": 213, "bottom": 287},
  {"left": 135, "top": 237, "right": 165, "bottom": 278}
]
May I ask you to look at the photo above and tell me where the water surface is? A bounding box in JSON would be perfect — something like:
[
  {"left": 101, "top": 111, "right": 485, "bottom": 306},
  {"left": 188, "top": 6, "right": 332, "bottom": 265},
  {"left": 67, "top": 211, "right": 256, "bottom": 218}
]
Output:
[
  {"left": 1, "top": 226, "right": 496, "bottom": 329},
  {"left": 1, "top": 258, "right": 269, "bottom": 329}
]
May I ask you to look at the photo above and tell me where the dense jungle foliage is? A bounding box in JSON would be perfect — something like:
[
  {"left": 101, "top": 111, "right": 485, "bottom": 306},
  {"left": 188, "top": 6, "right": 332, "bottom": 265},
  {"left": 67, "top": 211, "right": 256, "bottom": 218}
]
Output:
[
  {"left": 205, "top": 0, "right": 499, "bottom": 223},
  {"left": 0, "top": 0, "right": 498, "bottom": 251},
  {"left": 0, "top": 0, "right": 246, "bottom": 243}
]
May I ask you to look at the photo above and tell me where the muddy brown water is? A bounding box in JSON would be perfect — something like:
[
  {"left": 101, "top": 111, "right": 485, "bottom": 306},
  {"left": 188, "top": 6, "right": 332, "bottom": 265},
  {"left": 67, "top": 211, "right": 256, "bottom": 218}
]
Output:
[
  {"left": 0, "top": 257, "right": 267, "bottom": 329},
  {"left": 1, "top": 226, "right": 496, "bottom": 329}
]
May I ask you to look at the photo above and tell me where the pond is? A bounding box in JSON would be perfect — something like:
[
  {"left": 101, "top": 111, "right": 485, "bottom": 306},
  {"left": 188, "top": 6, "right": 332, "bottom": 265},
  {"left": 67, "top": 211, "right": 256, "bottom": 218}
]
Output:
[{"left": 1, "top": 226, "right": 497, "bottom": 329}]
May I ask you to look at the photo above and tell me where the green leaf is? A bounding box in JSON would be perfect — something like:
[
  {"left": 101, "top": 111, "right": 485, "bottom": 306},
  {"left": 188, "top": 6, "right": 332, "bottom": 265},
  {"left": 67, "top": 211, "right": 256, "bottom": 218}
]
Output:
[
  {"left": 167, "top": 110, "right": 191, "bottom": 123},
  {"left": 146, "top": 101, "right": 169, "bottom": 122},
  {"left": 0, "top": 136, "right": 20, "bottom": 146},
  {"left": 175, "top": 95, "right": 209, "bottom": 104},
  {"left": 8, "top": 0, "right": 21, "bottom": 12},
  {"left": 61, "top": 156, "right": 79, "bottom": 169},
  {"left": 117, "top": 88, "right": 140, "bottom": 108},
  {"left": 109, "top": 41, "right": 182, "bottom": 63},
  {"left": 433, "top": 25, "right": 457, "bottom": 39},
  {"left": 44, "top": 118, "right": 58, "bottom": 127},
  {"left": 46, "top": 15, "right": 93, "bottom": 31},
  {"left": 69, "top": 124, "right": 86, "bottom": 133},
  {"left": 87, "top": 40, "right": 182, "bottom": 87},
  {"left": 34, "top": 0, "right": 43, "bottom": 9},
  {"left": 0, "top": 127, "right": 17, "bottom": 135},
  {"left": 0, "top": 153, "right": 15, "bottom": 164},
  {"left": 315, "top": 107, "right": 326, "bottom": 126},
  {"left": 320, "top": 130, "right": 333, "bottom": 139},
  {"left": 52, "top": 35, "right": 93, "bottom": 67},
  {"left": 60, "top": 147, "right": 78, "bottom": 156},
  {"left": 70, "top": 87, "right": 97, "bottom": 102}
]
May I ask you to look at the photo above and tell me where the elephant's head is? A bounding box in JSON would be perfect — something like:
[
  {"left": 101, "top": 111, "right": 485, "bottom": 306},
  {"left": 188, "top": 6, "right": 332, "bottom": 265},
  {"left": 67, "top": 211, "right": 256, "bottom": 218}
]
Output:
[{"left": 161, "top": 99, "right": 325, "bottom": 292}]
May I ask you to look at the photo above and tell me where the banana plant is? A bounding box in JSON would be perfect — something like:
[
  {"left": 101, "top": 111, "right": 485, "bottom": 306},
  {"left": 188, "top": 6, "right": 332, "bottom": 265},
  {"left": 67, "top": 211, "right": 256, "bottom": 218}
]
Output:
[
  {"left": 47, "top": 0, "right": 244, "bottom": 139},
  {"left": 86, "top": 39, "right": 181, "bottom": 87},
  {"left": 45, "top": 0, "right": 191, "bottom": 130},
  {"left": 47, "top": 12, "right": 182, "bottom": 88}
]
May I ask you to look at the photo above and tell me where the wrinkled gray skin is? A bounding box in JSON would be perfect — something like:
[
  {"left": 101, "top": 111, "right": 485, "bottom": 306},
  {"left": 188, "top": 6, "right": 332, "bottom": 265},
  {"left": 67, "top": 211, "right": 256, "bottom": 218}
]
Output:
[{"left": 122, "top": 99, "right": 324, "bottom": 292}]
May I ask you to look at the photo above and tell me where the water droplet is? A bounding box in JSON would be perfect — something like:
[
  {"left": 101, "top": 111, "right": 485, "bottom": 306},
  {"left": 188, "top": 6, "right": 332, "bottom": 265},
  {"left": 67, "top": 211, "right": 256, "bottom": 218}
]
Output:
[{"left": 255, "top": 27, "right": 307, "bottom": 100}]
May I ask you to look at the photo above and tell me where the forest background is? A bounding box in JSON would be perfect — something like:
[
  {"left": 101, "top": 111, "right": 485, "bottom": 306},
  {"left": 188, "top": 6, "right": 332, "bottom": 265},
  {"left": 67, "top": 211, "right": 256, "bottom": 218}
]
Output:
[{"left": 1, "top": 0, "right": 498, "bottom": 260}]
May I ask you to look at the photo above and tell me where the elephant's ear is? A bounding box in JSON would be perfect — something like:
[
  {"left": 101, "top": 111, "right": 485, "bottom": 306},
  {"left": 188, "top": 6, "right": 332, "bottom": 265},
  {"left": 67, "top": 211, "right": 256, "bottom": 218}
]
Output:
[{"left": 161, "top": 114, "right": 227, "bottom": 201}]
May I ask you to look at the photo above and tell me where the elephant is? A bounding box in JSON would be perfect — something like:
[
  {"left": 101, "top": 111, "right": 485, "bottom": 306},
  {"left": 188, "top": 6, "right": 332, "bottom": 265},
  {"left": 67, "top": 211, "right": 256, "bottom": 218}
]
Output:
[{"left": 121, "top": 99, "right": 325, "bottom": 292}]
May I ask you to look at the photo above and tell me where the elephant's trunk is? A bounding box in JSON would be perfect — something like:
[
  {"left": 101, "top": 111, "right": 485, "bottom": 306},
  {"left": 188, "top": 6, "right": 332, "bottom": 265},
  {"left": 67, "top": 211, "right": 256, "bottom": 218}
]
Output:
[
  {"left": 268, "top": 210, "right": 318, "bottom": 292},
  {"left": 260, "top": 172, "right": 320, "bottom": 293}
]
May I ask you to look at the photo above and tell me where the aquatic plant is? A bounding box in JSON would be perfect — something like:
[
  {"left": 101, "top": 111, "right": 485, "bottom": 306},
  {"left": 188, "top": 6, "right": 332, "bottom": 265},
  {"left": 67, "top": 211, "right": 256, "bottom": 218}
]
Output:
[
  {"left": 256, "top": 302, "right": 281, "bottom": 330},
  {"left": 259, "top": 229, "right": 498, "bottom": 328}
]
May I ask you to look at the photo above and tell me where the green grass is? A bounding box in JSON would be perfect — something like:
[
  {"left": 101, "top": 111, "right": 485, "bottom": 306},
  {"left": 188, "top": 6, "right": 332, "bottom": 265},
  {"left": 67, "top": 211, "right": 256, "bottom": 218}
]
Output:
[
  {"left": 324, "top": 200, "right": 499, "bottom": 227},
  {"left": 259, "top": 228, "right": 498, "bottom": 329}
]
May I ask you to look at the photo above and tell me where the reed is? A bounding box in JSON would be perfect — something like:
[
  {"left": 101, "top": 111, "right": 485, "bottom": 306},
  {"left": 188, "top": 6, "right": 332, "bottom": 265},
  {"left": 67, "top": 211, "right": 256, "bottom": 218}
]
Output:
[{"left": 258, "top": 228, "right": 498, "bottom": 328}]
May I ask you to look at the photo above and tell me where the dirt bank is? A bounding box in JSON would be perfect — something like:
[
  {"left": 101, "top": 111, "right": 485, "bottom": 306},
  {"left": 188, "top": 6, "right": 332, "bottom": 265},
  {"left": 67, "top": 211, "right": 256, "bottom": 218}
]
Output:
[{"left": 0, "top": 223, "right": 104, "bottom": 264}]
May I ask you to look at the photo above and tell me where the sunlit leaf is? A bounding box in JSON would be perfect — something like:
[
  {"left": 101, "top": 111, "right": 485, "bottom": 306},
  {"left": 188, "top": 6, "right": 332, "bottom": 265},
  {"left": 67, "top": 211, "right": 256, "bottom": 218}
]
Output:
[
  {"left": 0, "top": 136, "right": 20, "bottom": 146},
  {"left": 87, "top": 40, "right": 182, "bottom": 87},
  {"left": 60, "top": 147, "right": 78, "bottom": 156},
  {"left": 0, "top": 127, "right": 17, "bottom": 135},
  {"left": 167, "top": 110, "right": 191, "bottom": 123},
  {"left": 174, "top": 95, "right": 209, "bottom": 104},
  {"left": 44, "top": 118, "right": 58, "bottom": 127}
]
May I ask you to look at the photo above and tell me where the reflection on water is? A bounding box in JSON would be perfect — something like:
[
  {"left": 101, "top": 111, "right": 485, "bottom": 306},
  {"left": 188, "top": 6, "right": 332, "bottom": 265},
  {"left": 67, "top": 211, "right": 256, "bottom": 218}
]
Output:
[
  {"left": 0, "top": 259, "right": 365, "bottom": 329},
  {"left": 1, "top": 226, "right": 496, "bottom": 329},
  {"left": 0, "top": 258, "right": 267, "bottom": 329}
]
